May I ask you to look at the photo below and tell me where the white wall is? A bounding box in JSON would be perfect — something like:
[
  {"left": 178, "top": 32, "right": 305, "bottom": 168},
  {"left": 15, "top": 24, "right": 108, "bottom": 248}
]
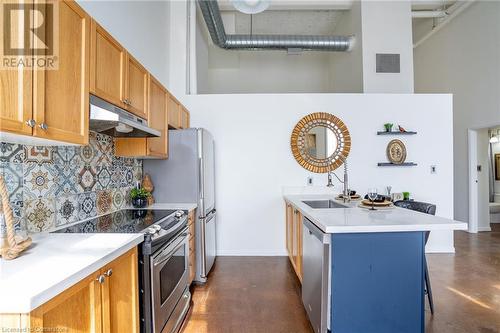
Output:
[
  {"left": 361, "top": 1, "right": 414, "bottom": 93},
  {"left": 328, "top": 1, "right": 363, "bottom": 93},
  {"left": 184, "top": 93, "right": 455, "bottom": 255},
  {"left": 77, "top": 0, "right": 170, "bottom": 87},
  {"left": 414, "top": 1, "right": 500, "bottom": 223}
]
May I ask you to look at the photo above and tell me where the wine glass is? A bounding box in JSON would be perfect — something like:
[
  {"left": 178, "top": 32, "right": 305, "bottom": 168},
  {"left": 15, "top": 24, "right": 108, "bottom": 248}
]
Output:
[{"left": 368, "top": 188, "right": 378, "bottom": 211}]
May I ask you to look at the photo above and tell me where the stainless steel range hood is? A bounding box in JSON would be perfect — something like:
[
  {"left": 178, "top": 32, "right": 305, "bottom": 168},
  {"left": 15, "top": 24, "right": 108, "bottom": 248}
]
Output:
[{"left": 89, "top": 95, "right": 160, "bottom": 138}]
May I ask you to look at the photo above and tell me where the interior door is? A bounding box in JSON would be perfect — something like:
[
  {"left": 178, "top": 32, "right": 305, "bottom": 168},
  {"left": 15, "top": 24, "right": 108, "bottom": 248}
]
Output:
[{"left": 201, "top": 129, "right": 215, "bottom": 216}]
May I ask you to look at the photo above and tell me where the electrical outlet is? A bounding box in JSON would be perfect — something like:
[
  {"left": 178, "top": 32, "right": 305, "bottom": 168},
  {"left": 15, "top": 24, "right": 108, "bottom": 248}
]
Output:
[
  {"left": 430, "top": 165, "right": 436, "bottom": 174},
  {"left": 307, "top": 177, "right": 313, "bottom": 186}
]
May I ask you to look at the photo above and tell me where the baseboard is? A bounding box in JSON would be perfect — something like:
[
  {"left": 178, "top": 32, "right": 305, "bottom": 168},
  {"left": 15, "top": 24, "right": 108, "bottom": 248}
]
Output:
[
  {"left": 478, "top": 226, "right": 492, "bottom": 232},
  {"left": 217, "top": 249, "right": 288, "bottom": 256},
  {"left": 425, "top": 246, "right": 455, "bottom": 254}
]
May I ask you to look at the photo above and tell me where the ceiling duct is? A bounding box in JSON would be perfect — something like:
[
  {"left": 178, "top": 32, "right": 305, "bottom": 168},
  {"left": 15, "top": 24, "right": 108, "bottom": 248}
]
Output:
[{"left": 197, "top": 0, "right": 354, "bottom": 52}]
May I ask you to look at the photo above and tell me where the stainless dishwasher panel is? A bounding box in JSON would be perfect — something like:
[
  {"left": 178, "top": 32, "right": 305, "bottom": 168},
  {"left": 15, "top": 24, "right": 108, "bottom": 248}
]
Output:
[{"left": 302, "top": 217, "right": 331, "bottom": 333}]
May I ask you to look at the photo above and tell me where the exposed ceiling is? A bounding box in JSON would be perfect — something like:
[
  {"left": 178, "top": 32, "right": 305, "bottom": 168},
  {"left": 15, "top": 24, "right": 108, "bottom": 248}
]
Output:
[
  {"left": 217, "top": 0, "right": 457, "bottom": 12},
  {"left": 227, "top": 10, "right": 342, "bottom": 35},
  {"left": 216, "top": 1, "right": 458, "bottom": 35}
]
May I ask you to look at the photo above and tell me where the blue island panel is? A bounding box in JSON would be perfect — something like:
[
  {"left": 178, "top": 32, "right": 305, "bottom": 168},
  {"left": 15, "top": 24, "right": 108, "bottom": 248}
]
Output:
[{"left": 331, "top": 232, "right": 424, "bottom": 333}]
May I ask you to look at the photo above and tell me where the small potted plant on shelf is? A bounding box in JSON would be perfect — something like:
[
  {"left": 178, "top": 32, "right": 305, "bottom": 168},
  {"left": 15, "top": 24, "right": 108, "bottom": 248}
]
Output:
[
  {"left": 130, "top": 188, "right": 150, "bottom": 208},
  {"left": 384, "top": 123, "right": 393, "bottom": 132}
]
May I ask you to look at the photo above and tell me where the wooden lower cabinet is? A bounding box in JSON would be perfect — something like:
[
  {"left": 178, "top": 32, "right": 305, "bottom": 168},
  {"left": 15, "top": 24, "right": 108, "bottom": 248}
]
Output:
[
  {"left": 0, "top": 248, "right": 139, "bottom": 333},
  {"left": 285, "top": 202, "right": 302, "bottom": 282}
]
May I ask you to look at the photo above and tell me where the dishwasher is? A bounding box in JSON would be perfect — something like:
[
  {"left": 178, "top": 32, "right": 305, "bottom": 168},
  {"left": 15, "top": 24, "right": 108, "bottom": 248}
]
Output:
[{"left": 302, "top": 217, "right": 331, "bottom": 333}]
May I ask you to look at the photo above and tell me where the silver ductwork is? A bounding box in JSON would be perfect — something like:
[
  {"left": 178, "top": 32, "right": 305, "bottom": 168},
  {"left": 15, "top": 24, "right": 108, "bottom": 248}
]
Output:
[{"left": 197, "top": 0, "right": 354, "bottom": 52}]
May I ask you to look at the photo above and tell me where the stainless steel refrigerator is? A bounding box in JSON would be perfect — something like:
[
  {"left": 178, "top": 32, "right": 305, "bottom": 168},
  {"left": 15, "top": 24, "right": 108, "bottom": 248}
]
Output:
[{"left": 143, "top": 128, "right": 216, "bottom": 283}]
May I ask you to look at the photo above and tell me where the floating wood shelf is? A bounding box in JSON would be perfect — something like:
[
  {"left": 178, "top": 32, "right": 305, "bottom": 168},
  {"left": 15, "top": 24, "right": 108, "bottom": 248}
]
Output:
[
  {"left": 377, "top": 131, "right": 417, "bottom": 135},
  {"left": 378, "top": 162, "right": 418, "bottom": 167}
]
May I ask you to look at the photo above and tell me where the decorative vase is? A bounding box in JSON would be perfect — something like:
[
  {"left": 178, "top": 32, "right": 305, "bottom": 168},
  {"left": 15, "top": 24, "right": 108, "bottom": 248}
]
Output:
[
  {"left": 384, "top": 123, "right": 393, "bottom": 132},
  {"left": 132, "top": 197, "right": 148, "bottom": 208}
]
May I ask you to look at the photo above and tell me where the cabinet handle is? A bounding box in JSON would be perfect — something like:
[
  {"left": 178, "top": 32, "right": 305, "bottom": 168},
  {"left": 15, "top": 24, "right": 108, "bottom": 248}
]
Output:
[
  {"left": 104, "top": 269, "right": 113, "bottom": 277},
  {"left": 96, "top": 275, "right": 105, "bottom": 284},
  {"left": 26, "top": 119, "right": 36, "bottom": 128},
  {"left": 39, "top": 123, "right": 48, "bottom": 130}
]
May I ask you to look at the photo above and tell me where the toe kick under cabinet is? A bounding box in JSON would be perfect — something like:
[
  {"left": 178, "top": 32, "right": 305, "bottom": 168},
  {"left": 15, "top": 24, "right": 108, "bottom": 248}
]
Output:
[{"left": 0, "top": 248, "right": 140, "bottom": 333}]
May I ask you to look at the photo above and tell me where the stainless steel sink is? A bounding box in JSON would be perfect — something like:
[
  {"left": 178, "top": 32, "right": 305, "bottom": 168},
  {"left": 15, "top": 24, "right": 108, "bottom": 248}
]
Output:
[{"left": 302, "top": 200, "right": 347, "bottom": 209}]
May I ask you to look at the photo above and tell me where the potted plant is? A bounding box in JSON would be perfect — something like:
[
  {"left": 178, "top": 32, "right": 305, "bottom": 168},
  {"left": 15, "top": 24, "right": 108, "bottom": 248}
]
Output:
[
  {"left": 384, "top": 123, "right": 393, "bottom": 132},
  {"left": 130, "top": 188, "right": 150, "bottom": 208}
]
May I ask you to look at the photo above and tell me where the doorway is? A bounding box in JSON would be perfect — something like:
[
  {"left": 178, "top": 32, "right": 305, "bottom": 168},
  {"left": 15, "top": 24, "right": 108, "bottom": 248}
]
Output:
[{"left": 468, "top": 126, "right": 500, "bottom": 233}]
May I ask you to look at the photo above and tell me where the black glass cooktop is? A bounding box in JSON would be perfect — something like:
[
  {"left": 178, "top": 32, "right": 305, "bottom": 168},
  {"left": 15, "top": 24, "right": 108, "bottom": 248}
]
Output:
[{"left": 53, "top": 209, "right": 177, "bottom": 234}]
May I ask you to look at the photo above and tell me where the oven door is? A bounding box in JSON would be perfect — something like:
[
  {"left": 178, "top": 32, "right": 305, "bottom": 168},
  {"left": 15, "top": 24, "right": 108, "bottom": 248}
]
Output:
[{"left": 151, "top": 231, "right": 189, "bottom": 333}]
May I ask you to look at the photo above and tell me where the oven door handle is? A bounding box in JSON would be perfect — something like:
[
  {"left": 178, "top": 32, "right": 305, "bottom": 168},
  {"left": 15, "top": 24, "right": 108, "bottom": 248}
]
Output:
[{"left": 153, "top": 233, "right": 188, "bottom": 268}]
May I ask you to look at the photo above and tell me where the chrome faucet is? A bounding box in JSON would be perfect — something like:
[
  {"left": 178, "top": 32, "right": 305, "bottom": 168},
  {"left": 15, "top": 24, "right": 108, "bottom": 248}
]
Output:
[
  {"left": 327, "top": 157, "right": 350, "bottom": 203},
  {"left": 342, "top": 159, "right": 350, "bottom": 203},
  {"left": 327, "top": 171, "right": 334, "bottom": 187}
]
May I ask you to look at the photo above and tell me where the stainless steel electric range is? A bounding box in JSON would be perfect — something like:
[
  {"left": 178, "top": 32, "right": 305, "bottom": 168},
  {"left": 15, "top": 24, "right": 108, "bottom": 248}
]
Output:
[{"left": 53, "top": 209, "right": 191, "bottom": 333}]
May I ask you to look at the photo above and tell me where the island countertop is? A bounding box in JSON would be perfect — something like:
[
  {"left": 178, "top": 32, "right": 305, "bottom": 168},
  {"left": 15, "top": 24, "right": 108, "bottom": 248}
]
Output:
[{"left": 284, "top": 194, "right": 467, "bottom": 234}]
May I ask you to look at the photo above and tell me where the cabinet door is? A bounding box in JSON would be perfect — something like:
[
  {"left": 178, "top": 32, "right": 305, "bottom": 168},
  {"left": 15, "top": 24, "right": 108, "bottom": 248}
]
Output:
[
  {"left": 29, "top": 272, "right": 103, "bottom": 333},
  {"left": 0, "top": 1, "right": 32, "bottom": 137},
  {"left": 146, "top": 75, "right": 168, "bottom": 157},
  {"left": 90, "top": 20, "right": 126, "bottom": 108},
  {"left": 101, "top": 248, "right": 140, "bottom": 333},
  {"left": 180, "top": 107, "right": 190, "bottom": 129},
  {"left": 33, "top": 1, "right": 90, "bottom": 145},
  {"left": 125, "top": 54, "right": 148, "bottom": 119},
  {"left": 296, "top": 211, "right": 303, "bottom": 280},
  {"left": 167, "top": 94, "right": 181, "bottom": 129},
  {"left": 286, "top": 203, "right": 293, "bottom": 257}
]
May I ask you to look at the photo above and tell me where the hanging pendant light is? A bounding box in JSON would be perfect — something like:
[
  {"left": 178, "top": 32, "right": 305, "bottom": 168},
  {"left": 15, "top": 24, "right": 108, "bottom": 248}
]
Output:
[{"left": 231, "top": 0, "right": 270, "bottom": 14}]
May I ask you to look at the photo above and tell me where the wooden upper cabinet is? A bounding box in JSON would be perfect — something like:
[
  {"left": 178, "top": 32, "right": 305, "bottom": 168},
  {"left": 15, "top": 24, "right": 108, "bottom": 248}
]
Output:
[
  {"left": 125, "top": 55, "right": 148, "bottom": 119},
  {"left": 167, "top": 94, "right": 181, "bottom": 129},
  {"left": 180, "top": 106, "right": 190, "bottom": 129},
  {"left": 101, "top": 248, "right": 139, "bottom": 333},
  {"left": 114, "top": 75, "right": 168, "bottom": 158},
  {"left": 0, "top": 7, "right": 32, "bottom": 137},
  {"left": 90, "top": 20, "right": 126, "bottom": 108},
  {"left": 146, "top": 75, "right": 168, "bottom": 157},
  {"left": 29, "top": 271, "right": 103, "bottom": 333},
  {"left": 32, "top": 0, "right": 90, "bottom": 145}
]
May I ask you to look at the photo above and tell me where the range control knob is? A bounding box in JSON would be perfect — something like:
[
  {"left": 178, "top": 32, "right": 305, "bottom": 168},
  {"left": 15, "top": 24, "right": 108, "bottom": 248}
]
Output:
[
  {"left": 175, "top": 210, "right": 184, "bottom": 218},
  {"left": 146, "top": 225, "right": 161, "bottom": 235}
]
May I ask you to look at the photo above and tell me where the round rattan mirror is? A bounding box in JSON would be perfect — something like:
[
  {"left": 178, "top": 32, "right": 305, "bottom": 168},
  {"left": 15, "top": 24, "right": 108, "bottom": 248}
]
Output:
[{"left": 290, "top": 112, "right": 351, "bottom": 173}]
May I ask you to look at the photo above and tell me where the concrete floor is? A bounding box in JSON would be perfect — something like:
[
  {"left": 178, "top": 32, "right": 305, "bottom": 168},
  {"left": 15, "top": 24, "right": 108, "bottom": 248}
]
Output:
[{"left": 182, "top": 229, "right": 500, "bottom": 333}]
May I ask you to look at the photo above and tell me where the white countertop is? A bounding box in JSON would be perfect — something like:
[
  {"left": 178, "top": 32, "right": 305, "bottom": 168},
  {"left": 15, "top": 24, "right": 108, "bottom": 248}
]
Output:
[
  {"left": 148, "top": 203, "right": 197, "bottom": 211},
  {"left": 0, "top": 232, "right": 143, "bottom": 313},
  {"left": 284, "top": 194, "right": 467, "bottom": 234}
]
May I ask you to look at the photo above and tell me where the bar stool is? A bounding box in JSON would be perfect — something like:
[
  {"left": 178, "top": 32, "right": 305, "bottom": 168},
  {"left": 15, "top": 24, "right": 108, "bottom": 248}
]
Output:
[{"left": 394, "top": 200, "right": 436, "bottom": 315}]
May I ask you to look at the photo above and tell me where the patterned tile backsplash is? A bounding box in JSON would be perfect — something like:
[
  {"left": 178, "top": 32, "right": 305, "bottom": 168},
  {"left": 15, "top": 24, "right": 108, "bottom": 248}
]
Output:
[{"left": 0, "top": 132, "right": 142, "bottom": 233}]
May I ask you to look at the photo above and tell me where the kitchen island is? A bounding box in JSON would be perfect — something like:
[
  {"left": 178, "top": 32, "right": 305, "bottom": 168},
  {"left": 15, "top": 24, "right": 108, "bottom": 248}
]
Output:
[{"left": 284, "top": 194, "right": 467, "bottom": 333}]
